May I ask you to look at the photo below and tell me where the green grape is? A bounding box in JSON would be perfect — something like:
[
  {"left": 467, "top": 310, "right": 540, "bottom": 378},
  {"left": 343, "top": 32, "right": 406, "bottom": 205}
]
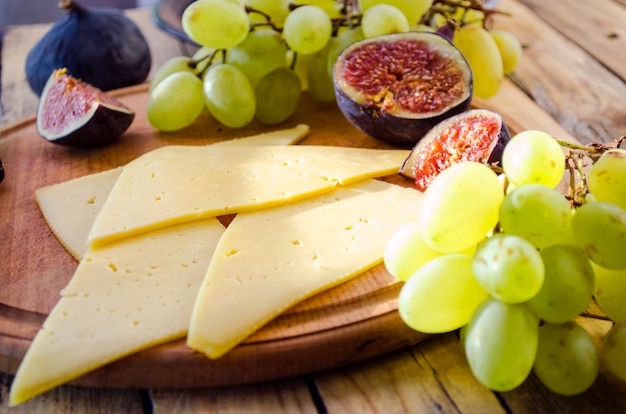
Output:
[
  {"left": 182, "top": 0, "right": 250, "bottom": 49},
  {"left": 490, "top": 29, "right": 522, "bottom": 75},
  {"left": 149, "top": 56, "right": 196, "bottom": 93},
  {"left": 602, "top": 321, "right": 626, "bottom": 383},
  {"left": 326, "top": 26, "right": 365, "bottom": 78},
  {"left": 282, "top": 5, "right": 332, "bottom": 55},
  {"left": 361, "top": 4, "right": 410, "bottom": 38},
  {"left": 431, "top": 5, "right": 484, "bottom": 28},
  {"left": 247, "top": 0, "right": 290, "bottom": 26},
  {"left": 499, "top": 183, "right": 573, "bottom": 249},
  {"left": 303, "top": 0, "right": 343, "bottom": 19},
  {"left": 418, "top": 161, "right": 504, "bottom": 253},
  {"left": 464, "top": 299, "right": 539, "bottom": 392},
  {"left": 501, "top": 130, "right": 566, "bottom": 188},
  {"left": 588, "top": 148, "right": 626, "bottom": 211},
  {"left": 306, "top": 42, "right": 336, "bottom": 103},
  {"left": 571, "top": 201, "right": 626, "bottom": 270},
  {"left": 593, "top": 262, "right": 626, "bottom": 323},
  {"left": 453, "top": 24, "right": 503, "bottom": 99},
  {"left": 410, "top": 23, "right": 434, "bottom": 32},
  {"left": 472, "top": 234, "right": 545, "bottom": 304},
  {"left": 384, "top": 220, "right": 475, "bottom": 282},
  {"left": 398, "top": 254, "right": 488, "bottom": 334},
  {"left": 527, "top": 245, "right": 595, "bottom": 323},
  {"left": 533, "top": 321, "right": 599, "bottom": 396},
  {"left": 289, "top": 49, "right": 310, "bottom": 90},
  {"left": 228, "top": 28, "right": 288, "bottom": 87},
  {"left": 254, "top": 67, "right": 301, "bottom": 125},
  {"left": 191, "top": 46, "right": 218, "bottom": 77},
  {"left": 203, "top": 64, "right": 256, "bottom": 128},
  {"left": 147, "top": 71, "right": 205, "bottom": 132},
  {"left": 358, "top": 0, "right": 433, "bottom": 26}
]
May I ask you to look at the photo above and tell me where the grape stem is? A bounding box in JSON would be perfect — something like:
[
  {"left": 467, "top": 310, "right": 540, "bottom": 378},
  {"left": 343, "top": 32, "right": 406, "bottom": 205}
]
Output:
[
  {"left": 422, "top": 0, "right": 512, "bottom": 30},
  {"left": 559, "top": 135, "right": 624, "bottom": 207},
  {"left": 246, "top": 6, "right": 283, "bottom": 32},
  {"left": 188, "top": 49, "right": 224, "bottom": 78}
]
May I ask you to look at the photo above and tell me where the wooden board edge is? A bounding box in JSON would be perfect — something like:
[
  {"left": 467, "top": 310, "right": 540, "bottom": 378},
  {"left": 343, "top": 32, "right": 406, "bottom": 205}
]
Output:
[{"left": 0, "top": 308, "right": 429, "bottom": 390}]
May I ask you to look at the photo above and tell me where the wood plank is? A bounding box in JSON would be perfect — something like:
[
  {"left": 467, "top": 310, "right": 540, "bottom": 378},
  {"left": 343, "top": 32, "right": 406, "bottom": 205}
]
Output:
[
  {"left": 1, "top": 374, "right": 145, "bottom": 414},
  {"left": 0, "top": 8, "right": 184, "bottom": 126},
  {"left": 492, "top": 0, "right": 626, "bottom": 145},
  {"left": 150, "top": 378, "right": 317, "bottom": 414},
  {"left": 313, "top": 334, "right": 505, "bottom": 413},
  {"left": 518, "top": 0, "right": 626, "bottom": 80}
]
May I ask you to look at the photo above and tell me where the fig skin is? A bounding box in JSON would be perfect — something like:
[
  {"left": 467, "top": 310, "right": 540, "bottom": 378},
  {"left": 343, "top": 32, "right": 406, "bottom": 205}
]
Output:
[
  {"left": 36, "top": 69, "right": 135, "bottom": 148},
  {"left": 25, "top": 0, "right": 151, "bottom": 96},
  {"left": 333, "top": 32, "right": 473, "bottom": 148},
  {"left": 400, "top": 109, "right": 511, "bottom": 191}
]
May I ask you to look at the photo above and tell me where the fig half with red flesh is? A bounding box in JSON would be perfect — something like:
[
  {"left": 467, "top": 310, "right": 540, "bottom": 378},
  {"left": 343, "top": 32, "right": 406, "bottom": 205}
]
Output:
[
  {"left": 36, "top": 68, "right": 135, "bottom": 147},
  {"left": 333, "top": 32, "right": 473, "bottom": 147},
  {"left": 400, "top": 108, "right": 510, "bottom": 191}
]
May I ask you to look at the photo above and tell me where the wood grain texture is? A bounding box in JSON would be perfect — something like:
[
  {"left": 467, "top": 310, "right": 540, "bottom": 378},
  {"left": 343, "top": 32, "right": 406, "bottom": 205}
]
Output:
[
  {"left": 150, "top": 378, "right": 317, "bottom": 414},
  {"left": 491, "top": 0, "right": 626, "bottom": 145},
  {"left": 518, "top": 0, "right": 626, "bottom": 80},
  {"left": 315, "top": 334, "right": 505, "bottom": 413},
  {"left": 0, "top": 373, "right": 145, "bottom": 414}
]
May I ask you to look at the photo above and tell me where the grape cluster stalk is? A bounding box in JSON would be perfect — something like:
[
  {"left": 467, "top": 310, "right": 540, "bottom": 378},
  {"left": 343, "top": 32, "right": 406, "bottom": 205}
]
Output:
[
  {"left": 146, "top": 0, "right": 521, "bottom": 132},
  {"left": 385, "top": 131, "right": 626, "bottom": 395}
]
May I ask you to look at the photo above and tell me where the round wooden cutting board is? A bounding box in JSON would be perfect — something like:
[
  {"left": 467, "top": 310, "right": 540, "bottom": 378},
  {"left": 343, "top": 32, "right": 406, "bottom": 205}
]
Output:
[{"left": 0, "top": 84, "right": 431, "bottom": 389}]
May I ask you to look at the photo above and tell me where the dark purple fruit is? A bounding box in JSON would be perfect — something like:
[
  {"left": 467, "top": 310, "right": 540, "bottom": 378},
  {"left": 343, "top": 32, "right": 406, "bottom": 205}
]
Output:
[
  {"left": 36, "top": 68, "right": 135, "bottom": 148},
  {"left": 333, "top": 32, "right": 473, "bottom": 147},
  {"left": 399, "top": 109, "right": 510, "bottom": 191},
  {"left": 25, "top": 0, "right": 151, "bottom": 96}
]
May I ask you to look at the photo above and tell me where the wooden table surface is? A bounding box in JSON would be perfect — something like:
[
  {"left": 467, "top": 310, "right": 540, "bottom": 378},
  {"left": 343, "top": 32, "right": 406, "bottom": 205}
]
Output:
[{"left": 2, "top": 1, "right": 626, "bottom": 412}]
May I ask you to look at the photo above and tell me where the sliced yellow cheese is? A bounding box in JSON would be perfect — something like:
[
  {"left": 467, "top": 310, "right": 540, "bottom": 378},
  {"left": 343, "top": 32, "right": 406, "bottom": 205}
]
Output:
[
  {"left": 9, "top": 218, "right": 225, "bottom": 407},
  {"left": 212, "top": 123, "right": 309, "bottom": 146},
  {"left": 187, "top": 179, "right": 423, "bottom": 359},
  {"left": 88, "top": 145, "right": 409, "bottom": 247},
  {"left": 34, "top": 124, "right": 310, "bottom": 260},
  {"left": 35, "top": 168, "right": 123, "bottom": 260}
]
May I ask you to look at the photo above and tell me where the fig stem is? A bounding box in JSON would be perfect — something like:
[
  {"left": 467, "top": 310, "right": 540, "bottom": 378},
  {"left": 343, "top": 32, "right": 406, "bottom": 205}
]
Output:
[{"left": 58, "top": 0, "right": 81, "bottom": 12}]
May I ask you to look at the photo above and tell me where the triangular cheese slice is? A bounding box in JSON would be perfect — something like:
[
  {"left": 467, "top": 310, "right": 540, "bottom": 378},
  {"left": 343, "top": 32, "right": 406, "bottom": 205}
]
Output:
[
  {"left": 35, "top": 168, "right": 123, "bottom": 261},
  {"left": 87, "top": 145, "right": 409, "bottom": 247},
  {"left": 9, "top": 218, "right": 225, "bottom": 407},
  {"left": 187, "top": 179, "right": 423, "bottom": 359},
  {"left": 212, "top": 124, "right": 309, "bottom": 146},
  {"left": 34, "top": 125, "right": 310, "bottom": 260}
]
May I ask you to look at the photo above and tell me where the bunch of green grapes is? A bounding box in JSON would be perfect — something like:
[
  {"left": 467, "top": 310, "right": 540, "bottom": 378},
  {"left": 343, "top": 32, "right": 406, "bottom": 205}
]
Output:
[
  {"left": 385, "top": 131, "right": 626, "bottom": 395},
  {"left": 146, "top": 0, "right": 520, "bottom": 131}
]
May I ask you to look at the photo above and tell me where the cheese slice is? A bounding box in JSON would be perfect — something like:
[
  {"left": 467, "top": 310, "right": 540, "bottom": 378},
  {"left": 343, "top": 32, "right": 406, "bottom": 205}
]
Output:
[
  {"left": 34, "top": 124, "right": 310, "bottom": 260},
  {"left": 9, "top": 218, "right": 225, "bottom": 407},
  {"left": 212, "top": 123, "right": 309, "bottom": 146},
  {"left": 35, "top": 168, "right": 123, "bottom": 260},
  {"left": 187, "top": 179, "right": 423, "bottom": 359},
  {"left": 88, "top": 145, "right": 409, "bottom": 247}
]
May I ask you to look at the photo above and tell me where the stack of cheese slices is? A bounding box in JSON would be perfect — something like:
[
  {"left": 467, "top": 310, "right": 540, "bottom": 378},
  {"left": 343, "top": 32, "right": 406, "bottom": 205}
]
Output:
[{"left": 9, "top": 124, "right": 424, "bottom": 406}]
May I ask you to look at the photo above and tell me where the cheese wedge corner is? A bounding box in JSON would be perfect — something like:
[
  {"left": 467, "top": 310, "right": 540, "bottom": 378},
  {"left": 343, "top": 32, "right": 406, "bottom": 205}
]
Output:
[
  {"left": 187, "top": 179, "right": 423, "bottom": 359},
  {"left": 9, "top": 218, "right": 225, "bottom": 407}
]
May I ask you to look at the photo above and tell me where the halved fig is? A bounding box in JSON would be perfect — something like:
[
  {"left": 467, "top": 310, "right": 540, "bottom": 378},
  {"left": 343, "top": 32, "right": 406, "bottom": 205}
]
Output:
[
  {"left": 399, "top": 109, "right": 510, "bottom": 191},
  {"left": 36, "top": 68, "right": 135, "bottom": 147},
  {"left": 333, "top": 32, "right": 473, "bottom": 147}
]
